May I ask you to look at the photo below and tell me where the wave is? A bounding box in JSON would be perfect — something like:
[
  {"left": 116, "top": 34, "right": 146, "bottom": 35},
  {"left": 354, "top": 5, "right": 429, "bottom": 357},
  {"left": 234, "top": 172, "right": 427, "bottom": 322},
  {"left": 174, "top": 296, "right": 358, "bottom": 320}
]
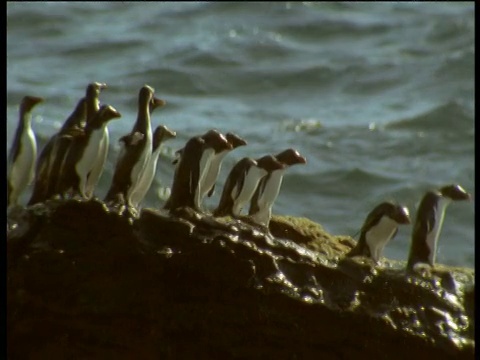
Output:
[{"left": 385, "top": 101, "right": 473, "bottom": 132}]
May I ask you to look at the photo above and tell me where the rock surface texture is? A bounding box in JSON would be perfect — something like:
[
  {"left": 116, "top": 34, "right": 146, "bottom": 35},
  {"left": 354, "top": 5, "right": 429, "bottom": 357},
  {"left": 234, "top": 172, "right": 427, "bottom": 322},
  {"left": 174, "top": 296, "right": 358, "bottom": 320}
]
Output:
[{"left": 7, "top": 199, "right": 474, "bottom": 359}]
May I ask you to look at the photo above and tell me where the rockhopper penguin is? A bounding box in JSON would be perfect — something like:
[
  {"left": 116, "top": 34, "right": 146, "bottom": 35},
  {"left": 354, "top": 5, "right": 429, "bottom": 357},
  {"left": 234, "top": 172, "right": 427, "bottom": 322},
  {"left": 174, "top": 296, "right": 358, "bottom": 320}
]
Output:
[
  {"left": 346, "top": 201, "right": 411, "bottom": 263},
  {"left": 249, "top": 148, "right": 306, "bottom": 227},
  {"left": 406, "top": 184, "right": 471, "bottom": 271},
  {"left": 214, "top": 155, "right": 285, "bottom": 218},
  {"left": 164, "top": 131, "right": 231, "bottom": 212},
  {"left": 7, "top": 95, "right": 44, "bottom": 207},
  {"left": 129, "top": 125, "right": 176, "bottom": 207},
  {"left": 55, "top": 105, "right": 122, "bottom": 198}
]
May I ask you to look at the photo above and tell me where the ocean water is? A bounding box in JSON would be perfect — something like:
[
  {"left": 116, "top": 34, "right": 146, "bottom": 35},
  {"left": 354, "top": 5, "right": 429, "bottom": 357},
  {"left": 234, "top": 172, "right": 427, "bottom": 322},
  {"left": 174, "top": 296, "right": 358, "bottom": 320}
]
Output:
[{"left": 7, "top": 2, "right": 475, "bottom": 268}]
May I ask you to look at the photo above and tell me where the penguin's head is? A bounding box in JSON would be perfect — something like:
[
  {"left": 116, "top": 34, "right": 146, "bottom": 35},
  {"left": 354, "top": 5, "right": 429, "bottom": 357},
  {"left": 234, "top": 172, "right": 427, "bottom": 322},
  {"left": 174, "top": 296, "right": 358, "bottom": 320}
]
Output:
[
  {"left": 256, "top": 155, "right": 286, "bottom": 172},
  {"left": 359, "top": 202, "right": 410, "bottom": 239},
  {"left": 184, "top": 136, "right": 206, "bottom": 153},
  {"left": 365, "top": 202, "right": 411, "bottom": 227},
  {"left": 153, "top": 125, "right": 176, "bottom": 150},
  {"left": 98, "top": 105, "right": 122, "bottom": 122},
  {"left": 275, "top": 148, "right": 307, "bottom": 167},
  {"left": 202, "top": 130, "right": 233, "bottom": 153},
  {"left": 389, "top": 204, "right": 411, "bottom": 225},
  {"left": 439, "top": 184, "right": 471, "bottom": 201},
  {"left": 86, "top": 82, "right": 108, "bottom": 97},
  {"left": 21, "top": 95, "right": 44, "bottom": 112},
  {"left": 226, "top": 133, "right": 247, "bottom": 149},
  {"left": 138, "top": 85, "right": 155, "bottom": 105}
]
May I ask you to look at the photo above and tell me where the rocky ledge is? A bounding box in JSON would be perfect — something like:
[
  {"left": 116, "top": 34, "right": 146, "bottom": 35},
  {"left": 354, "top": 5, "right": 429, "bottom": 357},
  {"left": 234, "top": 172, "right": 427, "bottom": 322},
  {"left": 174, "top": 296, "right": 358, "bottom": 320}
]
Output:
[{"left": 7, "top": 199, "right": 474, "bottom": 359}]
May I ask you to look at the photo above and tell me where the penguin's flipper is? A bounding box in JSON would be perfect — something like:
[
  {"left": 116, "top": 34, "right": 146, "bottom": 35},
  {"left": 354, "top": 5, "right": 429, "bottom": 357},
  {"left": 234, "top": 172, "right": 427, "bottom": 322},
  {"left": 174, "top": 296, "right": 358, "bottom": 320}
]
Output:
[
  {"left": 413, "top": 218, "right": 429, "bottom": 243},
  {"left": 189, "top": 172, "right": 193, "bottom": 194},
  {"left": 391, "top": 227, "right": 399, "bottom": 240},
  {"left": 346, "top": 232, "right": 370, "bottom": 258},
  {"left": 249, "top": 187, "right": 261, "bottom": 215},
  {"left": 360, "top": 208, "right": 383, "bottom": 235},
  {"left": 232, "top": 168, "right": 247, "bottom": 200},
  {"left": 207, "top": 184, "right": 215, "bottom": 198},
  {"left": 120, "top": 132, "right": 144, "bottom": 147}
]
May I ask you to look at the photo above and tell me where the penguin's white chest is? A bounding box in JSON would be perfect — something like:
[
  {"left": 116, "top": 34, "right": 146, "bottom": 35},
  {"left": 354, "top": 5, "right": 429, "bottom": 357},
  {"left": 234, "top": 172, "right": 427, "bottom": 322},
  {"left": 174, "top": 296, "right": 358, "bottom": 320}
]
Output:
[
  {"left": 130, "top": 146, "right": 163, "bottom": 206},
  {"left": 8, "top": 127, "right": 37, "bottom": 184},
  {"left": 365, "top": 216, "right": 398, "bottom": 262},
  {"left": 232, "top": 166, "right": 268, "bottom": 215},
  {"left": 426, "top": 198, "right": 450, "bottom": 265},
  {"left": 199, "top": 150, "right": 228, "bottom": 198},
  {"left": 77, "top": 128, "right": 104, "bottom": 172},
  {"left": 194, "top": 148, "right": 215, "bottom": 207},
  {"left": 7, "top": 126, "right": 37, "bottom": 206},
  {"left": 199, "top": 148, "right": 215, "bottom": 185},
  {"left": 20, "top": 127, "right": 37, "bottom": 178},
  {"left": 256, "top": 169, "right": 285, "bottom": 209},
  {"left": 85, "top": 127, "right": 109, "bottom": 197},
  {"left": 130, "top": 135, "right": 152, "bottom": 189}
]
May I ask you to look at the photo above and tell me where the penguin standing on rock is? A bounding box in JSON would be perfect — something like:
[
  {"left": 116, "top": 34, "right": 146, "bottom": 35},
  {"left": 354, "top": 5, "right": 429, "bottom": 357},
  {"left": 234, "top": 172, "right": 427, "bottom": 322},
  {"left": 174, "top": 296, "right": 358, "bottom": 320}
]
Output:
[
  {"left": 129, "top": 125, "right": 177, "bottom": 207},
  {"left": 346, "top": 202, "right": 411, "bottom": 263},
  {"left": 164, "top": 136, "right": 206, "bottom": 212},
  {"left": 7, "top": 95, "right": 44, "bottom": 207},
  {"left": 213, "top": 155, "right": 285, "bottom": 218},
  {"left": 406, "top": 184, "right": 471, "bottom": 271},
  {"left": 29, "top": 82, "right": 107, "bottom": 205},
  {"left": 55, "top": 105, "right": 122, "bottom": 198},
  {"left": 104, "top": 86, "right": 165, "bottom": 207},
  {"left": 164, "top": 131, "right": 232, "bottom": 212},
  {"left": 199, "top": 132, "right": 247, "bottom": 203},
  {"left": 249, "top": 148, "right": 306, "bottom": 227},
  {"left": 193, "top": 130, "right": 233, "bottom": 208},
  {"left": 84, "top": 82, "right": 111, "bottom": 197},
  {"left": 172, "top": 132, "right": 243, "bottom": 206}
]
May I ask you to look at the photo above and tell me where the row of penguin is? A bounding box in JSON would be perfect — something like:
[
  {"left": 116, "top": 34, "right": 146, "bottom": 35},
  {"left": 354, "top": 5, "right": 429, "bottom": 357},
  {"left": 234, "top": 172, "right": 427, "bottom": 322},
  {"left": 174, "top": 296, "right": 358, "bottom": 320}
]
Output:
[{"left": 7, "top": 83, "right": 471, "bottom": 271}]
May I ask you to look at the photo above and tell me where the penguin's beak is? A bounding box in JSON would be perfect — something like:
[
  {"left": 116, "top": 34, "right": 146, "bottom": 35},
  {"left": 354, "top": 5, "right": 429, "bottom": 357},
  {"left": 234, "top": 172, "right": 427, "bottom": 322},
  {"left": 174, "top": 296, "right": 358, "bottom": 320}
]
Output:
[{"left": 151, "top": 97, "right": 166, "bottom": 110}]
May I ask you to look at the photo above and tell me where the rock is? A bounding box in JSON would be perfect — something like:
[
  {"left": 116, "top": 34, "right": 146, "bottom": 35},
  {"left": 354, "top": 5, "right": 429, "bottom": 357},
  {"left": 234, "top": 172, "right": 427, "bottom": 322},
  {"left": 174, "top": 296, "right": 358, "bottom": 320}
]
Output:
[{"left": 7, "top": 199, "right": 474, "bottom": 359}]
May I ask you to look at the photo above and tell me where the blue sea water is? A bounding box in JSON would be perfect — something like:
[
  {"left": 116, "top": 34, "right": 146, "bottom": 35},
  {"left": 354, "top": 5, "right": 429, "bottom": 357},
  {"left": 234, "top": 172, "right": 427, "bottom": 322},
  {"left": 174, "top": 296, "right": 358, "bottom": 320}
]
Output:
[{"left": 7, "top": 2, "right": 475, "bottom": 268}]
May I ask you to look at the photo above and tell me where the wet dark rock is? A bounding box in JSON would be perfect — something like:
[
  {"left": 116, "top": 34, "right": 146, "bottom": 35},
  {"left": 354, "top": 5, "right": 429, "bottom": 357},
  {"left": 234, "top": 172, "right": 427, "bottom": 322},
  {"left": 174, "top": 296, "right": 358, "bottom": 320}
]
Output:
[{"left": 7, "top": 200, "right": 474, "bottom": 359}]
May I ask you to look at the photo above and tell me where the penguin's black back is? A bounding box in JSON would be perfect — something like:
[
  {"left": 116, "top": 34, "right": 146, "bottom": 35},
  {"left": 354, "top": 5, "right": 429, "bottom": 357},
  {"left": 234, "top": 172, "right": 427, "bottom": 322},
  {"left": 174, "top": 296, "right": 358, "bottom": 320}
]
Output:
[
  {"left": 164, "top": 136, "right": 205, "bottom": 211},
  {"left": 407, "top": 192, "right": 438, "bottom": 270},
  {"left": 28, "top": 139, "right": 56, "bottom": 205},
  {"left": 346, "top": 202, "right": 398, "bottom": 258},
  {"left": 214, "top": 157, "right": 254, "bottom": 217},
  {"left": 104, "top": 133, "right": 146, "bottom": 204}
]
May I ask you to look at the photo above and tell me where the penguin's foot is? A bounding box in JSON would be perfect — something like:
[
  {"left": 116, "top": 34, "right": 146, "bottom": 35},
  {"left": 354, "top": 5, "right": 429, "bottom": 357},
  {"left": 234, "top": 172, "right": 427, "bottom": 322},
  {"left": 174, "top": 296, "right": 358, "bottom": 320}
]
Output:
[
  {"left": 125, "top": 205, "right": 139, "bottom": 219},
  {"left": 170, "top": 206, "right": 204, "bottom": 223},
  {"left": 238, "top": 215, "right": 271, "bottom": 235},
  {"left": 408, "top": 263, "right": 433, "bottom": 277}
]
